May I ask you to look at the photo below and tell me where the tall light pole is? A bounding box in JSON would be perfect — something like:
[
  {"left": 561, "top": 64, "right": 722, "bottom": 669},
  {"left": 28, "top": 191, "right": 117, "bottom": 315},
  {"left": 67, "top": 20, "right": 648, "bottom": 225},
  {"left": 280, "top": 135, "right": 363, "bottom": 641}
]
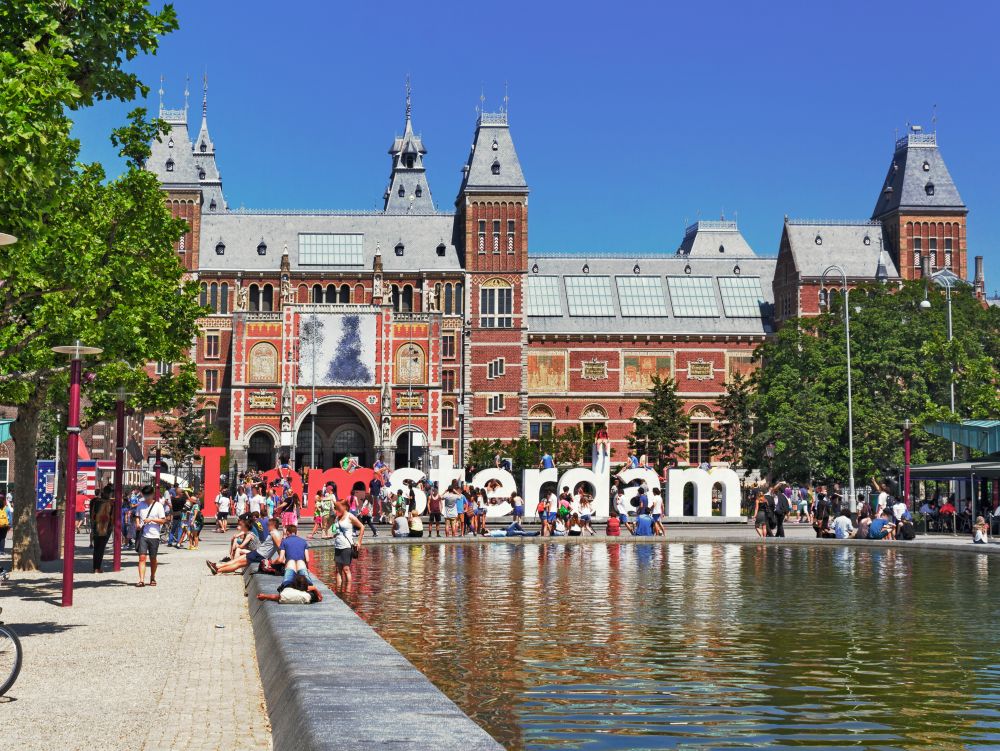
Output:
[
  {"left": 921, "top": 267, "right": 965, "bottom": 459},
  {"left": 820, "top": 266, "right": 856, "bottom": 513},
  {"left": 52, "top": 341, "right": 103, "bottom": 607},
  {"left": 112, "top": 385, "right": 127, "bottom": 572},
  {"left": 311, "top": 334, "right": 317, "bottom": 469}
]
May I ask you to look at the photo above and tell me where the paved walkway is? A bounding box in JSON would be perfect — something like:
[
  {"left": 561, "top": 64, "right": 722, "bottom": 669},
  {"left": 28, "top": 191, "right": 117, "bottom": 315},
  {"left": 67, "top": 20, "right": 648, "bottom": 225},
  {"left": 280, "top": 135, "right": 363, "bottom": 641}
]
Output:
[{"left": 1, "top": 531, "right": 271, "bottom": 751}]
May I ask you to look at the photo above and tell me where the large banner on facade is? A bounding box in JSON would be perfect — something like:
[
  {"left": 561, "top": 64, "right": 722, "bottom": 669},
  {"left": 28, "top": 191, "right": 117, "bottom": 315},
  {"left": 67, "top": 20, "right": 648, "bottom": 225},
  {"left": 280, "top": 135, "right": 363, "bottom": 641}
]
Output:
[{"left": 298, "top": 312, "right": 376, "bottom": 387}]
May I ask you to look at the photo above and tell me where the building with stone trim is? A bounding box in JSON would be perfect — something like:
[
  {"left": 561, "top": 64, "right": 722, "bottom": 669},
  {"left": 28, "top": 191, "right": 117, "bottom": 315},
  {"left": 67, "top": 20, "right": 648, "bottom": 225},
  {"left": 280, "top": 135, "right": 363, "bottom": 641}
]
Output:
[{"left": 134, "top": 82, "right": 983, "bottom": 476}]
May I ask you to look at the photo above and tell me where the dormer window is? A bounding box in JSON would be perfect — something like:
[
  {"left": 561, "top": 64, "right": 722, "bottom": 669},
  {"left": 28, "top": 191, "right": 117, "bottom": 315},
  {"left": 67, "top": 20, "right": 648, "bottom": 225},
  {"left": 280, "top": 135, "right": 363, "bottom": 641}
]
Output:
[
  {"left": 863, "top": 235, "right": 871, "bottom": 246},
  {"left": 922, "top": 160, "right": 930, "bottom": 171},
  {"left": 883, "top": 185, "right": 893, "bottom": 195},
  {"left": 925, "top": 181, "right": 935, "bottom": 196},
  {"left": 398, "top": 184, "right": 405, "bottom": 197},
  {"left": 209, "top": 199, "right": 217, "bottom": 211},
  {"left": 215, "top": 240, "right": 225, "bottom": 255},
  {"left": 491, "top": 159, "right": 500, "bottom": 175},
  {"left": 415, "top": 184, "right": 423, "bottom": 198},
  {"left": 403, "top": 154, "right": 415, "bottom": 169},
  {"left": 165, "top": 159, "right": 174, "bottom": 172},
  {"left": 718, "top": 244, "right": 725, "bottom": 253},
  {"left": 815, "top": 234, "right": 823, "bottom": 246},
  {"left": 198, "top": 168, "right": 206, "bottom": 180},
  {"left": 200, "top": 141, "right": 207, "bottom": 153},
  {"left": 395, "top": 242, "right": 404, "bottom": 257},
  {"left": 492, "top": 138, "right": 498, "bottom": 151},
  {"left": 257, "top": 239, "right": 267, "bottom": 256},
  {"left": 436, "top": 243, "right": 446, "bottom": 257},
  {"left": 168, "top": 138, "right": 174, "bottom": 149}
]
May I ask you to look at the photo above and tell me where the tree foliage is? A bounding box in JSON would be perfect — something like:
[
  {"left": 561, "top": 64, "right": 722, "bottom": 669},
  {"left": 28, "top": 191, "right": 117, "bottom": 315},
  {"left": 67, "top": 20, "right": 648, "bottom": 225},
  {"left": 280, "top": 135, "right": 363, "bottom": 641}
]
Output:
[
  {"left": 0, "top": 1, "right": 191, "bottom": 570},
  {"left": 752, "top": 280, "right": 1000, "bottom": 484},
  {"left": 630, "top": 375, "right": 688, "bottom": 468},
  {"left": 157, "top": 399, "right": 212, "bottom": 482},
  {"left": 716, "top": 371, "right": 755, "bottom": 466}
]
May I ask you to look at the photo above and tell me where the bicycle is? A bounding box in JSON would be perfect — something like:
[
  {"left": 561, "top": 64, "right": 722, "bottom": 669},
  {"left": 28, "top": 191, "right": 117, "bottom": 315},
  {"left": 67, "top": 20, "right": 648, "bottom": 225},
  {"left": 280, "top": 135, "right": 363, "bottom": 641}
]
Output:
[{"left": 0, "top": 607, "right": 22, "bottom": 695}]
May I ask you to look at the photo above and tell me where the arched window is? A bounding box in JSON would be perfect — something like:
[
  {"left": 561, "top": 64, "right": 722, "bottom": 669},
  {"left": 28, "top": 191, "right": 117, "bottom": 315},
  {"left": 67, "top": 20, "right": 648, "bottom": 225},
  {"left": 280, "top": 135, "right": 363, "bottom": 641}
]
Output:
[
  {"left": 209, "top": 283, "right": 218, "bottom": 313},
  {"left": 165, "top": 159, "right": 174, "bottom": 172},
  {"left": 434, "top": 283, "right": 442, "bottom": 312},
  {"left": 249, "top": 284, "right": 260, "bottom": 312},
  {"left": 442, "top": 401, "right": 456, "bottom": 429},
  {"left": 688, "top": 406, "right": 715, "bottom": 466},
  {"left": 339, "top": 284, "right": 350, "bottom": 303},
  {"left": 354, "top": 284, "right": 364, "bottom": 302},
  {"left": 479, "top": 278, "right": 512, "bottom": 328},
  {"left": 395, "top": 343, "right": 425, "bottom": 384},
  {"left": 199, "top": 283, "right": 208, "bottom": 307},
  {"left": 312, "top": 284, "right": 323, "bottom": 303},
  {"left": 529, "top": 405, "right": 554, "bottom": 441},
  {"left": 220, "top": 283, "right": 229, "bottom": 314},
  {"left": 402, "top": 285, "right": 413, "bottom": 312},
  {"left": 392, "top": 285, "right": 401, "bottom": 312},
  {"left": 324, "top": 284, "right": 336, "bottom": 303},
  {"left": 261, "top": 284, "right": 274, "bottom": 312},
  {"left": 247, "top": 431, "right": 275, "bottom": 472},
  {"left": 444, "top": 283, "right": 453, "bottom": 314},
  {"left": 455, "top": 282, "right": 464, "bottom": 315},
  {"left": 248, "top": 342, "right": 279, "bottom": 383},
  {"left": 203, "top": 402, "right": 218, "bottom": 427}
]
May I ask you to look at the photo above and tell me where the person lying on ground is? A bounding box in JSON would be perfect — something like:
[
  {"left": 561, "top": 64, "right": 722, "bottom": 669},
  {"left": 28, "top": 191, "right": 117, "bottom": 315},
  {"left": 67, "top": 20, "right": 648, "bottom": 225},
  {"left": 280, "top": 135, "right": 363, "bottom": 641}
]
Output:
[
  {"left": 256, "top": 573, "right": 322, "bottom": 604},
  {"left": 503, "top": 520, "right": 540, "bottom": 537},
  {"left": 276, "top": 523, "right": 312, "bottom": 590}
]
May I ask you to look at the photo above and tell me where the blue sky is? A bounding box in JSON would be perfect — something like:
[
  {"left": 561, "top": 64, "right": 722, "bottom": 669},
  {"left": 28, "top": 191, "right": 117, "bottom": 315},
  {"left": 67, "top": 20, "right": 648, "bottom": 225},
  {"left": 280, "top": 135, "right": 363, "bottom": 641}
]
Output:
[{"left": 73, "top": 0, "right": 1000, "bottom": 289}]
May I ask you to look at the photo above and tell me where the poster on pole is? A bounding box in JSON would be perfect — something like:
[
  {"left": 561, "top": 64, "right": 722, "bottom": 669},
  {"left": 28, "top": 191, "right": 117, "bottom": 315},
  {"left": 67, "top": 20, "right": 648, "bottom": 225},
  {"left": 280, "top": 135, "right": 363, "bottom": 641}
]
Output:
[{"left": 36, "top": 460, "right": 56, "bottom": 510}]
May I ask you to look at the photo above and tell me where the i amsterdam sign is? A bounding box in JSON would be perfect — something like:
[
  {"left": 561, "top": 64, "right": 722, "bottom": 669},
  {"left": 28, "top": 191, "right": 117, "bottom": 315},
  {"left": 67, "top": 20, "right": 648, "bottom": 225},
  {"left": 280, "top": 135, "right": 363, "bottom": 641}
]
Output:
[{"left": 198, "top": 448, "right": 744, "bottom": 521}]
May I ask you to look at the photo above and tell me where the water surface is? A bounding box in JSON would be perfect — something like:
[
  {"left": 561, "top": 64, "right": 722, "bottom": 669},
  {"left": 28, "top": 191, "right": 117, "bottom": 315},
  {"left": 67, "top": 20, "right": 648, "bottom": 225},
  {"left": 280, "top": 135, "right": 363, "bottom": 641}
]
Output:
[{"left": 315, "top": 543, "right": 999, "bottom": 750}]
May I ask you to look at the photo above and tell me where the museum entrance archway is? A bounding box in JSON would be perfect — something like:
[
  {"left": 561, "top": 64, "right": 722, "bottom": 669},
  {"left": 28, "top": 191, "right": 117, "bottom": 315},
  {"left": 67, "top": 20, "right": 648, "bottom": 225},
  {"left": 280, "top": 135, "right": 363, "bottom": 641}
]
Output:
[
  {"left": 246, "top": 430, "right": 276, "bottom": 472},
  {"left": 294, "top": 400, "right": 375, "bottom": 470},
  {"left": 394, "top": 428, "right": 426, "bottom": 470}
]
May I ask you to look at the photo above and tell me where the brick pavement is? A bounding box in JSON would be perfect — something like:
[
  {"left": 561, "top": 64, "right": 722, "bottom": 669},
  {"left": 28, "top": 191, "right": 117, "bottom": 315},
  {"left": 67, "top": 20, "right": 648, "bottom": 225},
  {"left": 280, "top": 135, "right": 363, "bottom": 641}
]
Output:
[{"left": 0, "top": 531, "right": 271, "bottom": 751}]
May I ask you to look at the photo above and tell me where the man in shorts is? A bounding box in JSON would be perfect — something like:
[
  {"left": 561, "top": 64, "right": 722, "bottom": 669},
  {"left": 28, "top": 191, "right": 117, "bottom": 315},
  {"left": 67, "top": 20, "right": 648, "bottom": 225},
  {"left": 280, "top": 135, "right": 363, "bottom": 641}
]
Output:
[
  {"left": 510, "top": 491, "right": 524, "bottom": 524},
  {"left": 216, "top": 489, "right": 231, "bottom": 533},
  {"left": 135, "top": 485, "right": 166, "bottom": 587},
  {"left": 649, "top": 487, "right": 665, "bottom": 536}
]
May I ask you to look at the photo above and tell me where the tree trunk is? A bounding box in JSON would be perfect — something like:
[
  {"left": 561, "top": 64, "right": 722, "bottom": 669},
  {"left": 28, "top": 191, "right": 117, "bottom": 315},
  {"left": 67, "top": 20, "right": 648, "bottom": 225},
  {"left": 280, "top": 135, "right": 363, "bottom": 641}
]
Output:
[{"left": 10, "top": 388, "right": 46, "bottom": 571}]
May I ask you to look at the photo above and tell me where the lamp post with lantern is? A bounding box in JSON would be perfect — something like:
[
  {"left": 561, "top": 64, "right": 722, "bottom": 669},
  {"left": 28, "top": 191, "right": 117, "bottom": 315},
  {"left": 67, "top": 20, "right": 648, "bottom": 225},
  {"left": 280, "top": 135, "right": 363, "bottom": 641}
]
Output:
[{"left": 820, "top": 265, "right": 857, "bottom": 514}]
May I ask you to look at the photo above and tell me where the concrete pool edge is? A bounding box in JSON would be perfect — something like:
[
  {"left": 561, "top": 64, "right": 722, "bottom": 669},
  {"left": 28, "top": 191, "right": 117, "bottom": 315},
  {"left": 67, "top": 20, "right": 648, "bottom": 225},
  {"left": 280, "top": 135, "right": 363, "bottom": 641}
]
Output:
[{"left": 246, "top": 571, "right": 504, "bottom": 751}]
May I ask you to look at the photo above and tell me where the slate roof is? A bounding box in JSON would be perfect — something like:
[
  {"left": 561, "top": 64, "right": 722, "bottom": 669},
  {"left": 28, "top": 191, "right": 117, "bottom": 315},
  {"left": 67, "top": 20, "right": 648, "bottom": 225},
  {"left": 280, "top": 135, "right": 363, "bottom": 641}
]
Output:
[
  {"left": 459, "top": 112, "right": 528, "bottom": 194},
  {"left": 677, "top": 220, "right": 757, "bottom": 257},
  {"left": 872, "top": 130, "right": 966, "bottom": 219},
  {"left": 783, "top": 220, "right": 899, "bottom": 279},
  {"left": 383, "top": 103, "right": 436, "bottom": 214},
  {"left": 197, "top": 211, "right": 461, "bottom": 273},
  {"left": 147, "top": 108, "right": 200, "bottom": 189},
  {"left": 525, "top": 253, "right": 776, "bottom": 336}
]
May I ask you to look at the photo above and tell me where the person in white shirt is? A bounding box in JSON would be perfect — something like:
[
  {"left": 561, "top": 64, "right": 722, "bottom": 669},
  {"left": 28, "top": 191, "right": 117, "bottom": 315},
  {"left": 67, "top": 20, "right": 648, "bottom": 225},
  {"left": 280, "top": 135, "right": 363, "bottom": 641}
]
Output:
[
  {"left": 831, "top": 510, "right": 855, "bottom": 539},
  {"left": 215, "top": 491, "right": 231, "bottom": 533},
  {"left": 649, "top": 487, "right": 666, "bottom": 536},
  {"left": 615, "top": 492, "right": 634, "bottom": 535},
  {"left": 544, "top": 490, "right": 559, "bottom": 537},
  {"left": 892, "top": 499, "right": 907, "bottom": 523},
  {"left": 135, "top": 485, "right": 166, "bottom": 587},
  {"left": 248, "top": 492, "right": 262, "bottom": 517},
  {"left": 234, "top": 489, "right": 248, "bottom": 518}
]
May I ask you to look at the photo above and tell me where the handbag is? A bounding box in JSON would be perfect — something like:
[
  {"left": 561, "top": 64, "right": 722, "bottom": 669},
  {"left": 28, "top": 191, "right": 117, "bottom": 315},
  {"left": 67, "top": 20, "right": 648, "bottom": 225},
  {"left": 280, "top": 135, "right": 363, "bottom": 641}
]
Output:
[{"left": 351, "top": 543, "right": 361, "bottom": 560}]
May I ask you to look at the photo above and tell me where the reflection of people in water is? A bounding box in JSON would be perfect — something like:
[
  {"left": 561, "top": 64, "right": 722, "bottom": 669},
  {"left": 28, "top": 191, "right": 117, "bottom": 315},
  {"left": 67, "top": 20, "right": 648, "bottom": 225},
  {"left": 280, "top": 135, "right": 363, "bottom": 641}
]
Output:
[{"left": 91, "top": 483, "right": 115, "bottom": 573}]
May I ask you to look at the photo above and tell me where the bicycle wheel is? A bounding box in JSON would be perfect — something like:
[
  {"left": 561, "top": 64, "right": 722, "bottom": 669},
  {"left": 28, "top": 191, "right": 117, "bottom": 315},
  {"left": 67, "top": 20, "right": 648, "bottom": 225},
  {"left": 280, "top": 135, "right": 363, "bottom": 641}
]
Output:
[{"left": 0, "top": 624, "right": 23, "bottom": 695}]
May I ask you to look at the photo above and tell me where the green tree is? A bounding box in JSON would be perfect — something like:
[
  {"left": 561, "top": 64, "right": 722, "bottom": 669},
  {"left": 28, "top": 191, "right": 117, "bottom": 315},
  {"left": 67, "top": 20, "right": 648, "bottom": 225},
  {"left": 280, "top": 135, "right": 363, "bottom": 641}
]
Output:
[
  {"left": 630, "top": 375, "right": 688, "bottom": 468},
  {"left": 156, "top": 400, "right": 212, "bottom": 487},
  {"left": 715, "top": 371, "right": 756, "bottom": 467},
  {"left": 0, "top": 2, "right": 192, "bottom": 569}
]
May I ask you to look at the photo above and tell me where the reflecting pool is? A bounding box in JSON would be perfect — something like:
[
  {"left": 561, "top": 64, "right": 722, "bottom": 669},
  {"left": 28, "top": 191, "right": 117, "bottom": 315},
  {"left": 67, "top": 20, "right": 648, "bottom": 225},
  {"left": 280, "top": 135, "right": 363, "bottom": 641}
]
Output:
[{"left": 314, "top": 543, "right": 1000, "bottom": 750}]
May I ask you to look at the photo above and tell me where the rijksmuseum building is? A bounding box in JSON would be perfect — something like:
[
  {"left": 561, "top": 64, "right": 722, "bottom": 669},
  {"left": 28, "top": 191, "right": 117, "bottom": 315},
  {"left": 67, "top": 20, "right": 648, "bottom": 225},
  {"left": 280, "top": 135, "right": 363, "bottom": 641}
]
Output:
[{"left": 138, "top": 86, "right": 985, "bottom": 475}]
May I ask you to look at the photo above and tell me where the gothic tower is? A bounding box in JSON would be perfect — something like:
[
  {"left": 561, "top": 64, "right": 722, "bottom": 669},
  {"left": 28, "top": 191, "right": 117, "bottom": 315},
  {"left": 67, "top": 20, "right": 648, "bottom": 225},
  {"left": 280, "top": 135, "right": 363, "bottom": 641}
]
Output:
[
  {"left": 383, "top": 81, "right": 435, "bottom": 213},
  {"left": 455, "top": 106, "right": 529, "bottom": 450},
  {"left": 872, "top": 125, "right": 967, "bottom": 281}
]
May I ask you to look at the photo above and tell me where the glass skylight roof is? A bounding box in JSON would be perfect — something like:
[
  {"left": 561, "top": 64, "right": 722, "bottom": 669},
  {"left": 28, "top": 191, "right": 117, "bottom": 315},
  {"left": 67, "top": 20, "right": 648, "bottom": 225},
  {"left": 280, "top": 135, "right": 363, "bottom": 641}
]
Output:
[
  {"left": 666, "top": 276, "right": 719, "bottom": 317},
  {"left": 565, "top": 276, "right": 615, "bottom": 316},
  {"left": 718, "top": 276, "right": 765, "bottom": 317},
  {"left": 527, "top": 276, "right": 563, "bottom": 316},
  {"left": 616, "top": 276, "right": 669, "bottom": 317},
  {"left": 299, "top": 233, "right": 364, "bottom": 266}
]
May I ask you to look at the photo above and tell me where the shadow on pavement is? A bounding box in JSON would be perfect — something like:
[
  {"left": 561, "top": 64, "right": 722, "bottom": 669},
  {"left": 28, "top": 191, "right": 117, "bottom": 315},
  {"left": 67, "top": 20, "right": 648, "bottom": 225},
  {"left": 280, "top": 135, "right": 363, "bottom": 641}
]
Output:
[{"left": 6, "top": 620, "right": 81, "bottom": 637}]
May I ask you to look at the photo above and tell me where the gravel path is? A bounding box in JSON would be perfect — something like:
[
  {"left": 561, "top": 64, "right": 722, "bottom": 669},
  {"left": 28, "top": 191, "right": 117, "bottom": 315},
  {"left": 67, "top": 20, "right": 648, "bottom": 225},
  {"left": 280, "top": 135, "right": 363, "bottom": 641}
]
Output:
[{"left": 0, "top": 531, "right": 271, "bottom": 751}]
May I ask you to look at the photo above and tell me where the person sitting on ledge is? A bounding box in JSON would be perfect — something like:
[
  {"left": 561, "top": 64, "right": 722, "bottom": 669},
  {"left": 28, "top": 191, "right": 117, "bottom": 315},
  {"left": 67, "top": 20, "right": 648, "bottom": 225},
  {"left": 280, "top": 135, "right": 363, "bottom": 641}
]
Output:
[
  {"left": 276, "top": 524, "right": 312, "bottom": 591},
  {"left": 392, "top": 509, "right": 410, "bottom": 538},
  {"left": 973, "top": 515, "right": 990, "bottom": 544},
  {"left": 408, "top": 509, "right": 424, "bottom": 538},
  {"left": 867, "top": 509, "right": 896, "bottom": 541},
  {"left": 567, "top": 513, "right": 583, "bottom": 537},
  {"left": 634, "top": 511, "right": 654, "bottom": 537},
  {"left": 552, "top": 515, "right": 567, "bottom": 536},
  {"left": 257, "top": 573, "right": 322, "bottom": 604},
  {"left": 209, "top": 517, "right": 281, "bottom": 575},
  {"left": 831, "top": 509, "right": 855, "bottom": 539}
]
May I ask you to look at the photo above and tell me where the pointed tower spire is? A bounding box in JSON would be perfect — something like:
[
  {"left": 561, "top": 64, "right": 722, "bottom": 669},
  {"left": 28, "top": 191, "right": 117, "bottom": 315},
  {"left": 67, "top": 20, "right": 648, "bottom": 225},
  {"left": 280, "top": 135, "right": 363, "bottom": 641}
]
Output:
[
  {"left": 183, "top": 75, "right": 190, "bottom": 117},
  {"left": 158, "top": 75, "right": 165, "bottom": 116},
  {"left": 202, "top": 70, "right": 208, "bottom": 120},
  {"left": 383, "top": 79, "right": 435, "bottom": 213}
]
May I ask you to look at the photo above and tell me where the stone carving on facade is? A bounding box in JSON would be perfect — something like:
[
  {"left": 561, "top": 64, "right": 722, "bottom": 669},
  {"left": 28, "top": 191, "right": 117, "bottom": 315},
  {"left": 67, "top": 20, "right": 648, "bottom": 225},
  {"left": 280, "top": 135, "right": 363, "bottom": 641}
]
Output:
[
  {"left": 236, "top": 285, "right": 249, "bottom": 311},
  {"left": 280, "top": 275, "right": 292, "bottom": 305},
  {"left": 373, "top": 274, "right": 383, "bottom": 300},
  {"left": 381, "top": 414, "right": 392, "bottom": 442}
]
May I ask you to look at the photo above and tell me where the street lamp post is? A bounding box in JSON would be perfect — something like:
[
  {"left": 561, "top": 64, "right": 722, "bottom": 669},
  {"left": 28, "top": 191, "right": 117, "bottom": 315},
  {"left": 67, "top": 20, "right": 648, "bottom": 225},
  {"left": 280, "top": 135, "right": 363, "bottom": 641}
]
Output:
[
  {"left": 820, "top": 266, "right": 857, "bottom": 514},
  {"left": 52, "top": 341, "right": 103, "bottom": 607},
  {"left": 112, "top": 385, "right": 127, "bottom": 572},
  {"left": 921, "top": 268, "right": 962, "bottom": 459}
]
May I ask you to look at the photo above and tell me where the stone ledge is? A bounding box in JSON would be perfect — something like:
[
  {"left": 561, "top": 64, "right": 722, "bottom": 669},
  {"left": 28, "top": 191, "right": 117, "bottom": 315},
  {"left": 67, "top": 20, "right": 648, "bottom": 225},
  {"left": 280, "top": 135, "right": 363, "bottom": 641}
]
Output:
[{"left": 246, "top": 570, "right": 503, "bottom": 751}]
